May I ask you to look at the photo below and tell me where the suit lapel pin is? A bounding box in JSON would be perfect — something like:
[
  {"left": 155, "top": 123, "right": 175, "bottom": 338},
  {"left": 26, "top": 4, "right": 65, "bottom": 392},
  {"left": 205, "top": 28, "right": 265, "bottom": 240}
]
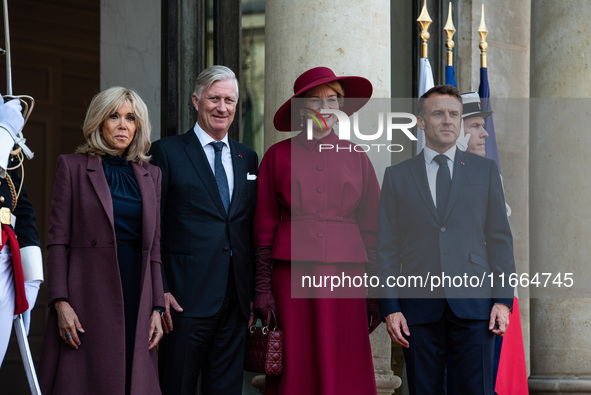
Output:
[
  {"left": 461, "top": 161, "right": 465, "bottom": 166},
  {"left": 238, "top": 154, "right": 243, "bottom": 158}
]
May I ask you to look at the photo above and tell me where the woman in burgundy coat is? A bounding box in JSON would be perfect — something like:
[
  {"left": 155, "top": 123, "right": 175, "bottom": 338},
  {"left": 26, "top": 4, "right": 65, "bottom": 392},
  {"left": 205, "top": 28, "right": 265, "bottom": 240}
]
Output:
[
  {"left": 39, "top": 87, "right": 165, "bottom": 395},
  {"left": 253, "top": 67, "right": 381, "bottom": 395}
]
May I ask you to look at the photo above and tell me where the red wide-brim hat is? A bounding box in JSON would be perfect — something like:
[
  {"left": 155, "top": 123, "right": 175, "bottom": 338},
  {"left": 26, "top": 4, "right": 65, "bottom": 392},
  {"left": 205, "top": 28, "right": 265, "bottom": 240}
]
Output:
[{"left": 273, "top": 66, "right": 373, "bottom": 132}]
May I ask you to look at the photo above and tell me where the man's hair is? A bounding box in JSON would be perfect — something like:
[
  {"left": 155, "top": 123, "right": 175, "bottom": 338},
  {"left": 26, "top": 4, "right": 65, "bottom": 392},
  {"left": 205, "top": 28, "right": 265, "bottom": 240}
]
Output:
[
  {"left": 417, "top": 84, "right": 462, "bottom": 118},
  {"left": 76, "top": 86, "right": 152, "bottom": 163},
  {"left": 193, "top": 65, "right": 239, "bottom": 100}
]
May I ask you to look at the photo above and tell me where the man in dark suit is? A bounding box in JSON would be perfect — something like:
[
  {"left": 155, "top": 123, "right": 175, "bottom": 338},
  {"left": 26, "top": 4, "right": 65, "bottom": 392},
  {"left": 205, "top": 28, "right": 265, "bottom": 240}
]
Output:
[
  {"left": 151, "top": 65, "right": 258, "bottom": 395},
  {"left": 377, "top": 85, "right": 515, "bottom": 394}
]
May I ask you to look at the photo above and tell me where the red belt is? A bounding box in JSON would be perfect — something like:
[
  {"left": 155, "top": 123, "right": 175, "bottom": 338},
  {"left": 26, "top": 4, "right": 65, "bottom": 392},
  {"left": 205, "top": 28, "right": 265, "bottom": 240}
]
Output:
[{"left": 1, "top": 224, "right": 28, "bottom": 314}]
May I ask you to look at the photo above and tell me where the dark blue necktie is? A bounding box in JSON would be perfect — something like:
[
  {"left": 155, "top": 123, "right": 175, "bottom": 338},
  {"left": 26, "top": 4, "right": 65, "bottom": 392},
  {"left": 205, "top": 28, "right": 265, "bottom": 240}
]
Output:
[
  {"left": 211, "top": 141, "right": 230, "bottom": 213},
  {"left": 434, "top": 154, "right": 451, "bottom": 221}
]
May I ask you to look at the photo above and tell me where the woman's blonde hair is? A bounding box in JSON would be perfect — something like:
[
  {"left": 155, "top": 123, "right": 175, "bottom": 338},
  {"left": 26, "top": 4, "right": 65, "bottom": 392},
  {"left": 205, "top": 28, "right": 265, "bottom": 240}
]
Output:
[
  {"left": 325, "top": 81, "right": 345, "bottom": 97},
  {"left": 303, "top": 81, "right": 345, "bottom": 107},
  {"left": 325, "top": 81, "right": 345, "bottom": 107},
  {"left": 76, "top": 87, "right": 152, "bottom": 163}
]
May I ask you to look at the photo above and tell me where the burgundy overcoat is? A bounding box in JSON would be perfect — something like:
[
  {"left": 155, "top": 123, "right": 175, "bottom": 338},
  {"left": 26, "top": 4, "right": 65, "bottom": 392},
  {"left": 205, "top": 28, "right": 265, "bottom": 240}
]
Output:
[{"left": 39, "top": 153, "right": 165, "bottom": 395}]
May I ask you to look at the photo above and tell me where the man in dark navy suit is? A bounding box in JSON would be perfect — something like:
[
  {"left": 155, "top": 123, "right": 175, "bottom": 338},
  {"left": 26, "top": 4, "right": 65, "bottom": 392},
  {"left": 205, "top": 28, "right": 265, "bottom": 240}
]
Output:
[
  {"left": 377, "top": 85, "right": 515, "bottom": 394},
  {"left": 151, "top": 66, "right": 258, "bottom": 395}
]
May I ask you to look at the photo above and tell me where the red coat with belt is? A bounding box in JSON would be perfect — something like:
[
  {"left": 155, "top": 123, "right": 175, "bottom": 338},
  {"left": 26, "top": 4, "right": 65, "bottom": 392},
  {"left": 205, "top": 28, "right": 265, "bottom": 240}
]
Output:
[
  {"left": 39, "top": 153, "right": 165, "bottom": 395},
  {"left": 254, "top": 130, "right": 381, "bottom": 395},
  {"left": 255, "top": 130, "right": 380, "bottom": 262}
]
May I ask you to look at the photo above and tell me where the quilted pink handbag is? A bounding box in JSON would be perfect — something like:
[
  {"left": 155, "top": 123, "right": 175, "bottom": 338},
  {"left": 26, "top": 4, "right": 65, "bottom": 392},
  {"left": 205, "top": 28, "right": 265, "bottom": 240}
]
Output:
[{"left": 245, "top": 310, "right": 284, "bottom": 375}]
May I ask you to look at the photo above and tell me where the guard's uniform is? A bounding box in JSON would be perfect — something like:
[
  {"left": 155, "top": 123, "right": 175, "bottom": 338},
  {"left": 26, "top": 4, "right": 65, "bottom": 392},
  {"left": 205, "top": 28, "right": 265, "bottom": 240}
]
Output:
[{"left": 0, "top": 155, "right": 43, "bottom": 366}]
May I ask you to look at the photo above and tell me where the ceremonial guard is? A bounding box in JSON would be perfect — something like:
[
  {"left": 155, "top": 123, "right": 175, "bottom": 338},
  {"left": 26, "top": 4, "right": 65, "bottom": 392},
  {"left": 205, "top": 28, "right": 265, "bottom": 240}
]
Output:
[{"left": 0, "top": 97, "right": 43, "bottom": 366}]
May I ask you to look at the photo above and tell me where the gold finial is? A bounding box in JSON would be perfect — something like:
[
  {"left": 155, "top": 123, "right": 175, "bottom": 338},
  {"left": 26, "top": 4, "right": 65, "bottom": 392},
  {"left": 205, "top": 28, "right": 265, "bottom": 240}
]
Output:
[
  {"left": 444, "top": 2, "right": 456, "bottom": 66},
  {"left": 417, "top": 0, "right": 432, "bottom": 58},
  {"left": 478, "top": 3, "right": 488, "bottom": 68}
]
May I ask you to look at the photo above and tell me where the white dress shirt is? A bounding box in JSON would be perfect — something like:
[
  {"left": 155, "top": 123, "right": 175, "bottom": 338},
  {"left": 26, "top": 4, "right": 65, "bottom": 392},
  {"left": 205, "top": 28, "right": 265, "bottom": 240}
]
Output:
[
  {"left": 193, "top": 123, "right": 234, "bottom": 199},
  {"left": 424, "top": 145, "right": 456, "bottom": 208}
]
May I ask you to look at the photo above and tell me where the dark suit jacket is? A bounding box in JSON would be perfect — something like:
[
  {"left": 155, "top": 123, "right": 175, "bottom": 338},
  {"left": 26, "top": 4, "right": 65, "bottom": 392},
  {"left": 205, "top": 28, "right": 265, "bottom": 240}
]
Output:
[
  {"left": 150, "top": 129, "right": 258, "bottom": 318},
  {"left": 40, "top": 154, "right": 164, "bottom": 395},
  {"left": 377, "top": 149, "right": 514, "bottom": 326}
]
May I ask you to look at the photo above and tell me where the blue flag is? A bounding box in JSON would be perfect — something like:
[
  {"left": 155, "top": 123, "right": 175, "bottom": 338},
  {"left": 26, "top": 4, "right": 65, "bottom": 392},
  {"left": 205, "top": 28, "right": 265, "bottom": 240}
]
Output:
[
  {"left": 481, "top": 69, "right": 528, "bottom": 395},
  {"left": 445, "top": 65, "right": 457, "bottom": 87},
  {"left": 478, "top": 67, "right": 500, "bottom": 172},
  {"left": 444, "top": 63, "right": 459, "bottom": 395},
  {"left": 479, "top": 66, "right": 503, "bottom": 395}
]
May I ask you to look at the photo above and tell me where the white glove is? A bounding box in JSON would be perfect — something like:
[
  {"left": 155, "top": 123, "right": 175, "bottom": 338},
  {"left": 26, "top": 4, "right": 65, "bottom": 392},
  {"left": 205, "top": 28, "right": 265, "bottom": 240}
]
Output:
[
  {"left": 22, "top": 280, "right": 41, "bottom": 334},
  {"left": 0, "top": 99, "right": 24, "bottom": 137},
  {"left": 0, "top": 98, "right": 33, "bottom": 159},
  {"left": 456, "top": 133, "right": 471, "bottom": 151},
  {"left": 0, "top": 128, "right": 13, "bottom": 176},
  {"left": 456, "top": 121, "right": 469, "bottom": 151}
]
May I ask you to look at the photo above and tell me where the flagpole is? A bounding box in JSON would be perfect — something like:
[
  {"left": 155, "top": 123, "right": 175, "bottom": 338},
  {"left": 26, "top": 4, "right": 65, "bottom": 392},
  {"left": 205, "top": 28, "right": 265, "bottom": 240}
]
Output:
[
  {"left": 478, "top": 3, "right": 488, "bottom": 69},
  {"left": 417, "top": 0, "right": 432, "bottom": 59},
  {"left": 444, "top": 2, "right": 455, "bottom": 67},
  {"left": 444, "top": 2, "right": 457, "bottom": 87},
  {"left": 477, "top": 7, "right": 527, "bottom": 394},
  {"left": 415, "top": 0, "right": 434, "bottom": 155}
]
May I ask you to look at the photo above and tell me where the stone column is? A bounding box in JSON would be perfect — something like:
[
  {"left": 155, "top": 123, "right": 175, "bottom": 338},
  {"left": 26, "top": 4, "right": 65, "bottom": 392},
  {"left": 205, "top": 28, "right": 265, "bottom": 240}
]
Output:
[
  {"left": 259, "top": 1, "right": 400, "bottom": 394},
  {"left": 371, "top": 325, "right": 402, "bottom": 393},
  {"left": 101, "top": 0, "right": 161, "bottom": 139},
  {"left": 529, "top": 1, "right": 591, "bottom": 393}
]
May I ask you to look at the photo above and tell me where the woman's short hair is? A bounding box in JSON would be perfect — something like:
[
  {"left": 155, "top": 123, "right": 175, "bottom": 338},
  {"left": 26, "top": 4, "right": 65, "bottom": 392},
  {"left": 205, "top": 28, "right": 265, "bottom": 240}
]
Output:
[
  {"left": 325, "top": 81, "right": 345, "bottom": 98},
  {"left": 193, "top": 65, "right": 239, "bottom": 100},
  {"left": 76, "top": 87, "right": 152, "bottom": 163},
  {"left": 302, "top": 81, "right": 345, "bottom": 108}
]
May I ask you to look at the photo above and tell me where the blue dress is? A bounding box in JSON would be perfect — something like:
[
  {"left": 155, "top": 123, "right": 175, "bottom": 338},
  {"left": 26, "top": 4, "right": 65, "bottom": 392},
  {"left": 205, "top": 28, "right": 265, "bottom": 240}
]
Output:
[{"left": 103, "top": 154, "right": 143, "bottom": 395}]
